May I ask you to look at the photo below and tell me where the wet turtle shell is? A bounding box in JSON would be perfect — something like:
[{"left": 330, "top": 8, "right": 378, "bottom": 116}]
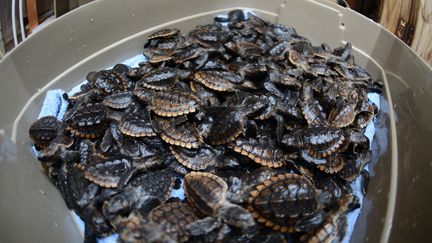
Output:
[
  {"left": 37, "top": 135, "right": 77, "bottom": 163},
  {"left": 137, "top": 67, "right": 177, "bottom": 91},
  {"left": 119, "top": 112, "right": 156, "bottom": 137},
  {"left": 148, "top": 28, "right": 180, "bottom": 40},
  {"left": 65, "top": 103, "right": 108, "bottom": 139},
  {"left": 227, "top": 167, "right": 278, "bottom": 204},
  {"left": 152, "top": 116, "right": 203, "bottom": 149},
  {"left": 169, "top": 145, "right": 217, "bottom": 170},
  {"left": 338, "top": 151, "right": 372, "bottom": 182},
  {"left": 228, "top": 138, "right": 285, "bottom": 168},
  {"left": 300, "top": 150, "right": 345, "bottom": 174},
  {"left": 134, "top": 89, "right": 201, "bottom": 117},
  {"left": 194, "top": 70, "right": 241, "bottom": 92},
  {"left": 150, "top": 202, "right": 197, "bottom": 242},
  {"left": 191, "top": 29, "right": 228, "bottom": 47},
  {"left": 300, "top": 195, "right": 358, "bottom": 243},
  {"left": 248, "top": 174, "right": 319, "bottom": 233},
  {"left": 102, "top": 91, "right": 133, "bottom": 109},
  {"left": 175, "top": 45, "right": 201, "bottom": 64},
  {"left": 184, "top": 171, "right": 228, "bottom": 216},
  {"left": 29, "top": 116, "right": 60, "bottom": 149},
  {"left": 206, "top": 108, "right": 246, "bottom": 145},
  {"left": 143, "top": 48, "right": 174, "bottom": 64},
  {"left": 301, "top": 99, "right": 327, "bottom": 127},
  {"left": 269, "top": 70, "right": 302, "bottom": 88},
  {"left": 328, "top": 100, "right": 357, "bottom": 128},
  {"left": 127, "top": 170, "right": 176, "bottom": 203},
  {"left": 282, "top": 127, "right": 346, "bottom": 158},
  {"left": 84, "top": 156, "right": 132, "bottom": 188},
  {"left": 92, "top": 69, "right": 127, "bottom": 94}
]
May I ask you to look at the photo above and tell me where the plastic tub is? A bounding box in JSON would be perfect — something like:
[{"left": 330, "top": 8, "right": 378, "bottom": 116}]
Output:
[{"left": 0, "top": 0, "right": 431, "bottom": 242}]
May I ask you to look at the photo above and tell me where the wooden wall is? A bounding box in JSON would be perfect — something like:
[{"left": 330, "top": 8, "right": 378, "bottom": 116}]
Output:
[
  {"left": 379, "top": 0, "right": 432, "bottom": 66},
  {"left": 411, "top": 0, "right": 432, "bottom": 66}
]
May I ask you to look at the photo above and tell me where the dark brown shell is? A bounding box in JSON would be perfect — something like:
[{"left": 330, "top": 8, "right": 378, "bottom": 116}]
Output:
[
  {"left": 301, "top": 99, "right": 327, "bottom": 127},
  {"left": 174, "top": 44, "right": 200, "bottom": 63},
  {"left": 119, "top": 112, "right": 156, "bottom": 137},
  {"left": 29, "top": 116, "right": 59, "bottom": 148},
  {"left": 206, "top": 110, "right": 246, "bottom": 145},
  {"left": 135, "top": 89, "right": 201, "bottom": 117},
  {"left": 143, "top": 49, "right": 173, "bottom": 64},
  {"left": 317, "top": 154, "right": 345, "bottom": 174},
  {"left": 184, "top": 171, "right": 228, "bottom": 216},
  {"left": 194, "top": 71, "right": 241, "bottom": 92},
  {"left": 137, "top": 67, "right": 177, "bottom": 91},
  {"left": 229, "top": 138, "right": 285, "bottom": 168},
  {"left": 128, "top": 170, "right": 176, "bottom": 202},
  {"left": 269, "top": 70, "right": 302, "bottom": 88},
  {"left": 84, "top": 157, "right": 131, "bottom": 188},
  {"left": 338, "top": 152, "right": 372, "bottom": 182},
  {"left": 288, "top": 49, "right": 310, "bottom": 71},
  {"left": 303, "top": 127, "right": 345, "bottom": 158},
  {"left": 65, "top": 103, "right": 107, "bottom": 139},
  {"left": 169, "top": 146, "right": 217, "bottom": 170},
  {"left": 300, "top": 150, "right": 344, "bottom": 174},
  {"left": 269, "top": 41, "right": 289, "bottom": 61},
  {"left": 300, "top": 195, "right": 355, "bottom": 243},
  {"left": 328, "top": 101, "right": 357, "bottom": 128},
  {"left": 191, "top": 30, "right": 227, "bottom": 47},
  {"left": 148, "top": 28, "right": 180, "bottom": 40},
  {"left": 248, "top": 174, "right": 319, "bottom": 233},
  {"left": 150, "top": 202, "right": 197, "bottom": 242},
  {"left": 93, "top": 70, "right": 126, "bottom": 94},
  {"left": 152, "top": 117, "right": 203, "bottom": 149},
  {"left": 102, "top": 91, "right": 133, "bottom": 109}
]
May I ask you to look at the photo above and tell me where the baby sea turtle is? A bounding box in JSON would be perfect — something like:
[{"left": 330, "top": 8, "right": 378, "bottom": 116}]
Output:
[
  {"left": 300, "top": 151, "right": 345, "bottom": 174},
  {"left": 148, "top": 28, "right": 180, "bottom": 40},
  {"left": 205, "top": 107, "right": 247, "bottom": 145},
  {"left": 102, "top": 171, "right": 177, "bottom": 226},
  {"left": 84, "top": 156, "right": 132, "bottom": 188},
  {"left": 152, "top": 116, "right": 203, "bottom": 149},
  {"left": 136, "top": 67, "right": 177, "bottom": 91},
  {"left": 248, "top": 173, "right": 322, "bottom": 233},
  {"left": 149, "top": 202, "right": 197, "bottom": 242},
  {"left": 119, "top": 112, "right": 156, "bottom": 138},
  {"left": 227, "top": 167, "right": 279, "bottom": 204},
  {"left": 102, "top": 91, "right": 133, "bottom": 109},
  {"left": 169, "top": 145, "right": 218, "bottom": 170},
  {"left": 228, "top": 138, "right": 286, "bottom": 168},
  {"left": 90, "top": 67, "right": 129, "bottom": 94},
  {"left": 328, "top": 99, "right": 357, "bottom": 128},
  {"left": 300, "top": 195, "right": 359, "bottom": 243},
  {"left": 338, "top": 151, "right": 372, "bottom": 182},
  {"left": 37, "top": 135, "right": 77, "bottom": 164},
  {"left": 184, "top": 171, "right": 255, "bottom": 229},
  {"left": 282, "top": 126, "right": 346, "bottom": 158},
  {"left": 127, "top": 170, "right": 176, "bottom": 203},
  {"left": 194, "top": 70, "right": 242, "bottom": 92},
  {"left": 300, "top": 84, "right": 327, "bottom": 127},
  {"left": 134, "top": 89, "right": 201, "bottom": 117},
  {"left": 174, "top": 43, "right": 201, "bottom": 63},
  {"left": 144, "top": 49, "right": 174, "bottom": 64},
  {"left": 65, "top": 102, "right": 108, "bottom": 139},
  {"left": 29, "top": 116, "right": 60, "bottom": 149}
]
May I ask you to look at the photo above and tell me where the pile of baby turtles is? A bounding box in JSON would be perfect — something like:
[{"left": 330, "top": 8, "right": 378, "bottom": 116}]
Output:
[{"left": 29, "top": 10, "right": 382, "bottom": 243}]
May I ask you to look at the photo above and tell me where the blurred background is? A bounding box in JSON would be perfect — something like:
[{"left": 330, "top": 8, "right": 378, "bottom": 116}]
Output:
[{"left": 0, "top": 0, "right": 431, "bottom": 65}]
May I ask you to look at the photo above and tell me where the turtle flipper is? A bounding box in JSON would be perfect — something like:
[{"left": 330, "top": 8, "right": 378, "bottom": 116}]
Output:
[
  {"left": 185, "top": 216, "right": 221, "bottom": 236},
  {"left": 218, "top": 203, "right": 255, "bottom": 229}
]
